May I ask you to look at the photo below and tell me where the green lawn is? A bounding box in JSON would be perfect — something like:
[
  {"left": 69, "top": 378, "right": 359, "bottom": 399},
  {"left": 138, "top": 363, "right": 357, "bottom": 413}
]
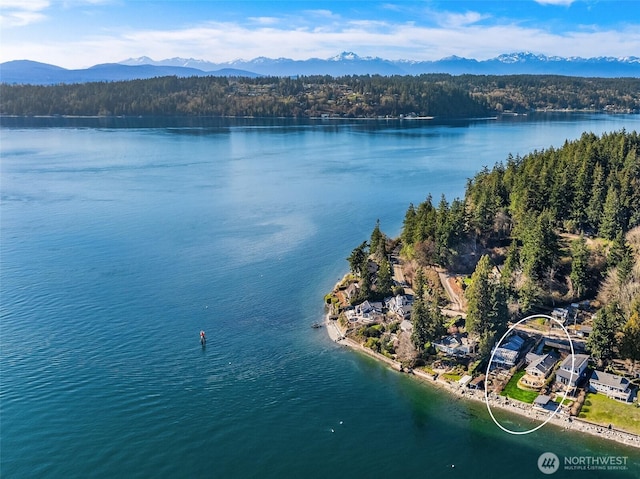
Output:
[
  {"left": 579, "top": 392, "right": 640, "bottom": 435},
  {"left": 500, "top": 370, "right": 540, "bottom": 403}
]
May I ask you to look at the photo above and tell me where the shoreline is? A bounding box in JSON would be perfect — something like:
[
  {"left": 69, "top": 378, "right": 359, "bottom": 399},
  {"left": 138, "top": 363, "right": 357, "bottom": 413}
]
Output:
[{"left": 325, "top": 312, "right": 640, "bottom": 450}]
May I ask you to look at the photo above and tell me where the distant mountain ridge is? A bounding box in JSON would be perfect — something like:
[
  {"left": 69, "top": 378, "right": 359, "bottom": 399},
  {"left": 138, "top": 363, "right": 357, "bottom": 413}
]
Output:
[{"left": 2, "top": 51, "right": 639, "bottom": 85}]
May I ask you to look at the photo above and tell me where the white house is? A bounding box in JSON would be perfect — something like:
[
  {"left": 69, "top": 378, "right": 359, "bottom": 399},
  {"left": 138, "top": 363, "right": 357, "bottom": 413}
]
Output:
[
  {"left": 555, "top": 354, "right": 590, "bottom": 393},
  {"left": 589, "top": 370, "right": 633, "bottom": 402},
  {"left": 491, "top": 334, "right": 525, "bottom": 369},
  {"left": 385, "top": 294, "right": 413, "bottom": 319},
  {"left": 551, "top": 308, "right": 569, "bottom": 325},
  {"left": 353, "top": 300, "right": 384, "bottom": 322}
]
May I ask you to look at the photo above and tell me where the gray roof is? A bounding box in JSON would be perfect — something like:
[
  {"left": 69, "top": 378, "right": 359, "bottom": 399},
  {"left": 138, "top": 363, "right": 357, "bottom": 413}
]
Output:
[
  {"left": 590, "top": 370, "right": 630, "bottom": 391},
  {"left": 527, "top": 353, "right": 557, "bottom": 375},
  {"left": 534, "top": 394, "right": 551, "bottom": 405},
  {"left": 502, "top": 334, "right": 525, "bottom": 351},
  {"left": 559, "top": 354, "right": 589, "bottom": 372}
]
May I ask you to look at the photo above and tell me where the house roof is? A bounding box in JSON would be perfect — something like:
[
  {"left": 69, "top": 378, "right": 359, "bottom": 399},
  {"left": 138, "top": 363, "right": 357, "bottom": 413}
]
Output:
[
  {"left": 502, "top": 335, "right": 525, "bottom": 351},
  {"left": 590, "top": 370, "right": 630, "bottom": 391},
  {"left": 526, "top": 353, "right": 557, "bottom": 375},
  {"left": 559, "top": 354, "right": 589, "bottom": 371},
  {"left": 534, "top": 394, "right": 551, "bottom": 406},
  {"left": 470, "top": 375, "right": 485, "bottom": 386}
]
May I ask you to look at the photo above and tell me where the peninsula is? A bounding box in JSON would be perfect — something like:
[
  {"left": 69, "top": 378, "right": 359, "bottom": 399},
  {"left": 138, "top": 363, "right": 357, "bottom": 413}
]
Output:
[{"left": 324, "top": 129, "right": 640, "bottom": 448}]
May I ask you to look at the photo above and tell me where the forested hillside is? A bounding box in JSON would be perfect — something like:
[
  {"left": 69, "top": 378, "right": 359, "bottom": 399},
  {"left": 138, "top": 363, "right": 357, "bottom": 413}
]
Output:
[
  {"left": 451, "top": 75, "right": 640, "bottom": 113},
  {"left": 401, "top": 130, "right": 640, "bottom": 310},
  {"left": 1, "top": 74, "right": 639, "bottom": 118}
]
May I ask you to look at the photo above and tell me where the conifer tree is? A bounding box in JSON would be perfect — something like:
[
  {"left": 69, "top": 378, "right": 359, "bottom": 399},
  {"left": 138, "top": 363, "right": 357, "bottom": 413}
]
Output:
[
  {"left": 570, "top": 235, "right": 590, "bottom": 298},
  {"left": 619, "top": 309, "right": 640, "bottom": 371},
  {"left": 465, "top": 255, "right": 494, "bottom": 336},
  {"left": 587, "top": 302, "right": 625, "bottom": 366}
]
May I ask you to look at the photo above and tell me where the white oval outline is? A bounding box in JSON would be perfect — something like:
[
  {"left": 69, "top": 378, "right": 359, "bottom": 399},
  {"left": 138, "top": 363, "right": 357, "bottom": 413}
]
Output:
[{"left": 484, "top": 314, "right": 575, "bottom": 435}]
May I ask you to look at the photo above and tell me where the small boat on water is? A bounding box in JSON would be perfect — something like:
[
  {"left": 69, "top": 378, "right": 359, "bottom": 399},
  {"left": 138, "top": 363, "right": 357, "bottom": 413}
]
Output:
[{"left": 311, "top": 322, "right": 323, "bottom": 329}]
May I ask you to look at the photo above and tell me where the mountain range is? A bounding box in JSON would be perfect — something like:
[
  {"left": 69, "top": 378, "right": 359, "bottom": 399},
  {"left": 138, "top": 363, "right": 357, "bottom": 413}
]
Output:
[{"left": 2, "top": 52, "right": 639, "bottom": 85}]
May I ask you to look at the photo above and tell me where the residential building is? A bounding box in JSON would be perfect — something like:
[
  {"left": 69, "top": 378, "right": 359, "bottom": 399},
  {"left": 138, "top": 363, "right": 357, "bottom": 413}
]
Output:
[
  {"left": 385, "top": 294, "right": 413, "bottom": 319},
  {"left": 555, "top": 354, "right": 590, "bottom": 394},
  {"left": 344, "top": 282, "right": 360, "bottom": 302},
  {"left": 589, "top": 370, "right": 633, "bottom": 402},
  {"left": 520, "top": 353, "right": 558, "bottom": 389},
  {"left": 491, "top": 334, "right": 525, "bottom": 369},
  {"left": 434, "top": 334, "right": 477, "bottom": 357}
]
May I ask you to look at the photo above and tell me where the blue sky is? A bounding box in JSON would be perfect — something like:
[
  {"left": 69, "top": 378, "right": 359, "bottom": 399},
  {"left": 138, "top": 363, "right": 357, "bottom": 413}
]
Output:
[{"left": 1, "top": 0, "right": 639, "bottom": 68}]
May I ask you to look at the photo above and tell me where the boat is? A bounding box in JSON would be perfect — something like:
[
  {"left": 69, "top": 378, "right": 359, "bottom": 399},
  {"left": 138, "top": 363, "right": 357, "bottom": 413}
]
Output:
[{"left": 311, "top": 322, "right": 323, "bottom": 329}]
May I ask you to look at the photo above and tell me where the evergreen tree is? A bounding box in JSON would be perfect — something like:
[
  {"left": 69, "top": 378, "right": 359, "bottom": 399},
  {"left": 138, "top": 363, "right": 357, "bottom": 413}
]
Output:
[
  {"left": 489, "top": 282, "right": 510, "bottom": 339},
  {"left": 411, "top": 298, "right": 444, "bottom": 351},
  {"left": 413, "top": 267, "right": 426, "bottom": 301},
  {"left": 501, "top": 240, "right": 519, "bottom": 290},
  {"left": 607, "top": 231, "right": 629, "bottom": 268},
  {"left": 600, "top": 183, "right": 624, "bottom": 240},
  {"left": 619, "top": 310, "right": 640, "bottom": 371},
  {"left": 370, "top": 219, "right": 384, "bottom": 257},
  {"left": 519, "top": 277, "right": 542, "bottom": 313},
  {"left": 411, "top": 299, "right": 429, "bottom": 350},
  {"left": 465, "top": 255, "right": 494, "bottom": 336},
  {"left": 401, "top": 203, "right": 417, "bottom": 246},
  {"left": 587, "top": 302, "right": 624, "bottom": 366},
  {"left": 586, "top": 163, "right": 606, "bottom": 231},
  {"left": 570, "top": 235, "right": 590, "bottom": 298},
  {"left": 520, "top": 211, "right": 558, "bottom": 281},
  {"left": 376, "top": 256, "right": 393, "bottom": 298},
  {"left": 347, "top": 241, "right": 368, "bottom": 275}
]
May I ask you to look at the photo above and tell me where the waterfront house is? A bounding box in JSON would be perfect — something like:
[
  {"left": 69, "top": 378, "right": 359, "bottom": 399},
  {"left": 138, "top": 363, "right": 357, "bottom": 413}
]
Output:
[
  {"left": 354, "top": 300, "right": 383, "bottom": 322},
  {"left": 434, "top": 333, "right": 477, "bottom": 357},
  {"left": 491, "top": 334, "right": 525, "bottom": 369},
  {"left": 385, "top": 294, "right": 413, "bottom": 319},
  {"left": 589, "top": 370, "right": 633, "bottom": 402},
  {"left": 555, "top": 354, "right": 590, "bottom": 394},
  {"left": 520, "top": 353, "right": 558, "bottom": 389},
  {"left": 344, "top": 283, "right": 360, "bottom": 302}
]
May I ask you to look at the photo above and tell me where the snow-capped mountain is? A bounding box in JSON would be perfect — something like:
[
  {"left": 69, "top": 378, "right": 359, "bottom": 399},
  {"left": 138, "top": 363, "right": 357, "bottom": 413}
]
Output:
[{"left": 2, "top": 52, "right": 639, "bottom": 85}]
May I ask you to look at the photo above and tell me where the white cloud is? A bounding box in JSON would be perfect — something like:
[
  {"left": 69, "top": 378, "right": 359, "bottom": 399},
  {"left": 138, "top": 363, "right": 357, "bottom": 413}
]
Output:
[
  {"left": 534, "top": 0, "right": 575, "bottom": 5},
  {"left": 437, "top": 11, "right": 491, "bottom": 28},
  {"left": 247, "top": 17, "right": 280, "bottom": 25},
  {"left": 0, "top": 0, "right": 50, "bottom": 27},
  {"left": 2, "top": 8, "right": 639, "bottom": 68}
]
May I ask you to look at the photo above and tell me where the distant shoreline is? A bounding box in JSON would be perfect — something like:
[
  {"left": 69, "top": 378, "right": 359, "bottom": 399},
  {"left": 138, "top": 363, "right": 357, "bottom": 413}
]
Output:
[{"left": 325, "top": 312, "right": 640, "bottom": 450}]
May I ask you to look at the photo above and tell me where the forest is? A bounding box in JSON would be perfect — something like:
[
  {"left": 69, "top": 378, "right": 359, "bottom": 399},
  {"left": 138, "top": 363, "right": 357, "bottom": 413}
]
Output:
[
  {"left": 1, "top": 74, "right": 639, "bottom": 118},
  {"left": 398, "top": 129, "right": 640, "bottom": 363}
]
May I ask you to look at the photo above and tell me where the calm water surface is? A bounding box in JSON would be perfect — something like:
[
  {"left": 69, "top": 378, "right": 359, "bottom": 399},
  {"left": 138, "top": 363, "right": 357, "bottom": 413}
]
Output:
[{"left": 2, "top": 114, "right": 640, "bottom": 478}]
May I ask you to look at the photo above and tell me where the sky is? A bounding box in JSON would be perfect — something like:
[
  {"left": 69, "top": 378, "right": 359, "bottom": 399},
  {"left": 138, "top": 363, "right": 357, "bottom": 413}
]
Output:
[{"left": 1, "top": 0, "right": 639, "bottom": 69}]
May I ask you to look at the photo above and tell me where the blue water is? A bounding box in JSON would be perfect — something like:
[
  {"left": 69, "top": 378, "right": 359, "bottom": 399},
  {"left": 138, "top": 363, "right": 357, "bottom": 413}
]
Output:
[{"left": 2, "top": 114, "right": 640, "bottom": 478}]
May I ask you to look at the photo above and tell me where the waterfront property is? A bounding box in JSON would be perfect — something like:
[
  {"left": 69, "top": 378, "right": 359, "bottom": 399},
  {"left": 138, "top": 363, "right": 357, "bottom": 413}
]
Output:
[
  {"left": 520, "top": 352, "right": 558, "bottom": 390},
  {"left": 589, "top": 370, "right": 633, "bottom": 402},
  {"left": 385, "top": 294, "right": 413, "bottom": 319},
  {"left": 433, "top": 333, "right": 478, "bottom": 357},
  {"left": 555, "top": 354, "right": 590, "bottom": 394},
  {"left": 491, "top": 334, "right": 526, "bottom": 369}
]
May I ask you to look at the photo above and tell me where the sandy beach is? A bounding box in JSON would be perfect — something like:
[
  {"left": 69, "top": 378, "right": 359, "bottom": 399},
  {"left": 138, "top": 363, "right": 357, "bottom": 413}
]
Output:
[{"left": 325, "top": 314, "right": 640, "bottom": 450}]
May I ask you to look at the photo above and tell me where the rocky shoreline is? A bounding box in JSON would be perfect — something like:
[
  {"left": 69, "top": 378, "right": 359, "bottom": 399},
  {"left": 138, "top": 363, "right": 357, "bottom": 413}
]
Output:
[{"left": 325, "top": 313, "right": 640, "bottom": 450}]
